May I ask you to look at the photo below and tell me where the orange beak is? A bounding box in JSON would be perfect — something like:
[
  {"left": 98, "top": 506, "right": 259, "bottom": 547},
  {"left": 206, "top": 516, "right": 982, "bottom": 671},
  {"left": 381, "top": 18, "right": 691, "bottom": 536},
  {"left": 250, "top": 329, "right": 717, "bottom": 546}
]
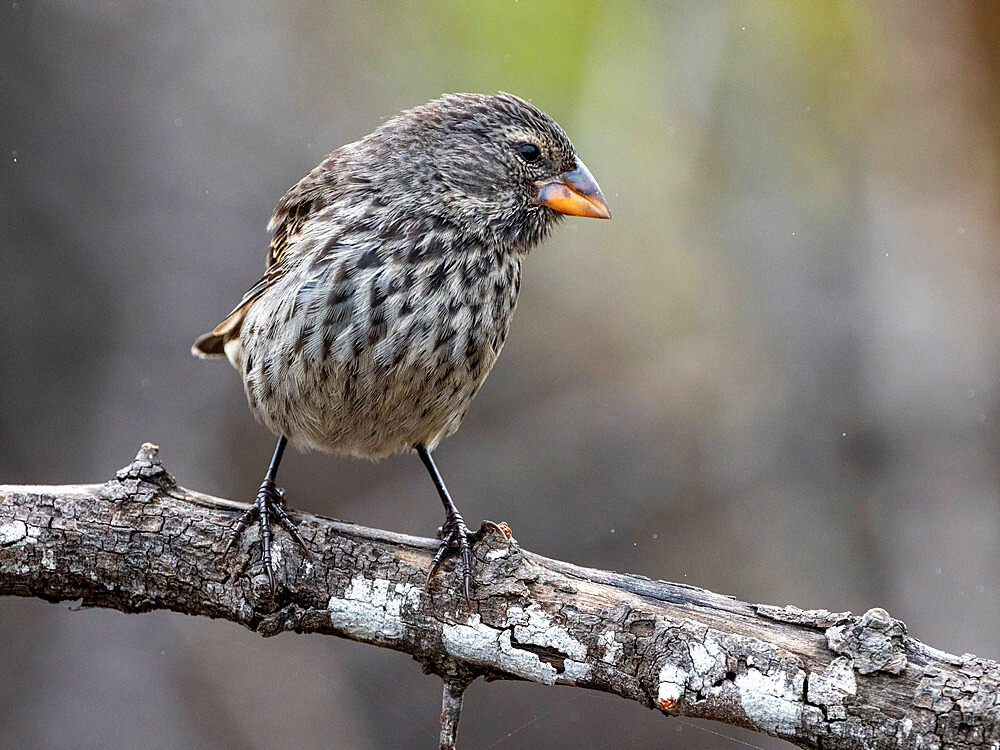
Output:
[{"left": 532, "top": 157, "right": 611, "bottom": 220}]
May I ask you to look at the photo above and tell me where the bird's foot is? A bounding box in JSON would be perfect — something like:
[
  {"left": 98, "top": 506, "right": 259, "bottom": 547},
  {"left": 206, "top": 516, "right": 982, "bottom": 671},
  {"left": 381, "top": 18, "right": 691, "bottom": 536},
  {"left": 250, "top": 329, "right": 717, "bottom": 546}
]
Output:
[
  {"left": 222, "top": 478, "right": 312, "bottom": 595},
  {"left": 425, "top": 515, "right": 509, "bottom": 605}
]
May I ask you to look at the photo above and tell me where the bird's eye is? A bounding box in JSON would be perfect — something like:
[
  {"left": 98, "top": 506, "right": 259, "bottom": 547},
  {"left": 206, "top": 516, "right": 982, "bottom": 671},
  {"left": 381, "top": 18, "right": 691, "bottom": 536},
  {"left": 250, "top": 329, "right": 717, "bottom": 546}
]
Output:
[{"left": 517, "top": 143, "right": 541, "bottom": 163}]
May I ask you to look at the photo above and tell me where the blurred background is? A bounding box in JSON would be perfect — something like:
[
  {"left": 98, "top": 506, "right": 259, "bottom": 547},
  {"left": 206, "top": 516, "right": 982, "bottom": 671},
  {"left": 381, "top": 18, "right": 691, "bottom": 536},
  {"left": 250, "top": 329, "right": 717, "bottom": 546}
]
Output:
[{"left": 1, "top": 1, "right": 999, "bottom": 748}]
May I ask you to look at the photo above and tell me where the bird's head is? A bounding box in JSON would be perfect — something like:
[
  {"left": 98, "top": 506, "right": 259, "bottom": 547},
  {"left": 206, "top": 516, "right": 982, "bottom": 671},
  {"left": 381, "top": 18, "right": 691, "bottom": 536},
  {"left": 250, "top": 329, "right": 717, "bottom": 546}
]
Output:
[{"left": 355, "top": 92, "right": 610, "bottom": 250}]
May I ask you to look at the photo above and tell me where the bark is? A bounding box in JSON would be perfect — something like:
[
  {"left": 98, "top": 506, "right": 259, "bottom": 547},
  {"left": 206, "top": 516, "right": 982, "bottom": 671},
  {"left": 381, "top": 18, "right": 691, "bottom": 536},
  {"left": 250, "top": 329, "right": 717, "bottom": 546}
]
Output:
[{"left": 1, "top": 443, "right": 998, "bottom": 749}]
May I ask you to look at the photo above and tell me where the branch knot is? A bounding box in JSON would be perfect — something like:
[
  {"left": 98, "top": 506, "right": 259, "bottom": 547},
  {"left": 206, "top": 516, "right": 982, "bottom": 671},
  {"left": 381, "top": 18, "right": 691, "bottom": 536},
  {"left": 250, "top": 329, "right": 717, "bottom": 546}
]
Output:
[
  {"left": 826, "top": 607, "right": 907, "bottom": 675},
  {"left": 471, "top": 525, "right": 536, "bottom": 599},
  {"left": 114, "top": 442, "right": 176, "bottom": 489}
]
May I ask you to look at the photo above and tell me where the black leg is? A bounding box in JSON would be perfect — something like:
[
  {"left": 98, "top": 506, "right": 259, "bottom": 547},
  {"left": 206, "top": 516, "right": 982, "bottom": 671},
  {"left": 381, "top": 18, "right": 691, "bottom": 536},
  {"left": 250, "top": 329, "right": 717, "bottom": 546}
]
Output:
[
  {"left": 265, "top": 434, "right": 288, "bottom": 482},
  {"left": 223, "top": 435, "right": 311, "bottom": 594},
  {"left": 417, "top": 445, "right": 505, "bottom": 604}
]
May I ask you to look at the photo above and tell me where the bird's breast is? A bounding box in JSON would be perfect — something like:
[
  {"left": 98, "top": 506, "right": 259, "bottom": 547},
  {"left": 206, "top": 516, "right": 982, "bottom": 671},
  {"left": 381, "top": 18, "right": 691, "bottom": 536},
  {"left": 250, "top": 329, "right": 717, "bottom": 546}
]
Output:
[{"left": 236, "top": 241, "right": 522, "bottom": 457}]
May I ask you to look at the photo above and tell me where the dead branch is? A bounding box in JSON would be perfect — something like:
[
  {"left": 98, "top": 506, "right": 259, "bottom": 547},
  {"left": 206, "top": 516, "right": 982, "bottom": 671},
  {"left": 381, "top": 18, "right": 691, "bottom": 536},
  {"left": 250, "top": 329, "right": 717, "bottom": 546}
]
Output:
[{"left": 1, "top": 443, "right": 997, "bottom": 749}]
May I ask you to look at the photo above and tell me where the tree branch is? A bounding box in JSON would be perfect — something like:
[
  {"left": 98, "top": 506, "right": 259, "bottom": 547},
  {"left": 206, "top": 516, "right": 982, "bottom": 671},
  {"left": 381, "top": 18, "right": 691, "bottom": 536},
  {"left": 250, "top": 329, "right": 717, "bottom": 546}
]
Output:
[{"left": 2, "top": 443, "right": 998, "bottom": 748}]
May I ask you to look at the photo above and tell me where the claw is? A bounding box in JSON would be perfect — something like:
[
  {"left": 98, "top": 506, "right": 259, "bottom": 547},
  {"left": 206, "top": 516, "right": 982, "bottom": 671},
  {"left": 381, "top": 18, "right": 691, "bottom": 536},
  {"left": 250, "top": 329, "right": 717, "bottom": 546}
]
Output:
[
  {"left": 424, "top": 543, "right": 451, "bottom": 593},
  {"left": 220, "top": 478, "right": 310, "bottom": 593},
  {"left": 222, "top": 505, "right": 258, "bottom": 558},
  {"left": 258, "top": 492, "right": 275, "bottom": 593},
  {"left": 264, "top": 560, "right": 275, "bottom": 595},
  {"left": 271, "top": 503, "right": 313, "bottom": 561},
  {"left": 459, "top": 535, "right": 473, "bottom": 605},
  {"left": 425, "top": 516, "right": 505, "bottom": 607},
  {"left": 414, "top": 446, "right": 497, "bottom": 608}
]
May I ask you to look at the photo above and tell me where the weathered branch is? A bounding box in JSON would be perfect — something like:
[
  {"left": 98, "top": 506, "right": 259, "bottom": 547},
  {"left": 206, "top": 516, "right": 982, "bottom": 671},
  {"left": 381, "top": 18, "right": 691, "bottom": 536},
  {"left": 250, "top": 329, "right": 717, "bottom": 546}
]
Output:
[
  {"left": 439, "top": 675, "right": 471, "bottom": 750},
  {"left": 2, "top": 443, "right": 998, "bottom": 749}
]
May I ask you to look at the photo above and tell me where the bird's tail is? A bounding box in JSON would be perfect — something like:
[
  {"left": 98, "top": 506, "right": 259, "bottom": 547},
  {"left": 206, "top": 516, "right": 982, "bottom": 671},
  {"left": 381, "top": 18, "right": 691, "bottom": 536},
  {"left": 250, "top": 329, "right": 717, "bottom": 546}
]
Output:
[
  {"left": 191, "top": 331, "right": 226, "bottom": 358},
  {"left": 192, "top": 283, "right": 261, "bottom": 359}
]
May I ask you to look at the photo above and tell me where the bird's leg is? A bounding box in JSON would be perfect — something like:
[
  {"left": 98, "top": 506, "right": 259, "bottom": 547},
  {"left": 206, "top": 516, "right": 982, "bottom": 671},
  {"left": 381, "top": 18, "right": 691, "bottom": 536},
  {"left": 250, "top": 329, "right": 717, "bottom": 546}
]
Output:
[
  {"left": 416, "top": 445, "right": 506, "bottom": 605},
  {"left": 223, "top": 435, "right": 311, "bottom": 594}
]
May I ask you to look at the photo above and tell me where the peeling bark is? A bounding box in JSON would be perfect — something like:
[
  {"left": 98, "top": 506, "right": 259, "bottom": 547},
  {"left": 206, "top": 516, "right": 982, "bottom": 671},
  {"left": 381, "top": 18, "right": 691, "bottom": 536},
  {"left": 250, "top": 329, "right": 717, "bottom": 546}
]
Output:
[{"left": 1, "top": 443, "right": 998, "bottom": 749}]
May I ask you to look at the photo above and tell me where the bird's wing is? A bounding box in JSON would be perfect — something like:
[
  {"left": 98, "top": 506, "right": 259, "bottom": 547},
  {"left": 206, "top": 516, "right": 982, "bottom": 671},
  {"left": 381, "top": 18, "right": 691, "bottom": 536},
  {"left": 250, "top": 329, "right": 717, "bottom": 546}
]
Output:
[
  {"left": 265, "top": 160, "right": 335, "bottom": 269},
  {"left": 192, "top": 159, "right": 339, "bottom": 356}
]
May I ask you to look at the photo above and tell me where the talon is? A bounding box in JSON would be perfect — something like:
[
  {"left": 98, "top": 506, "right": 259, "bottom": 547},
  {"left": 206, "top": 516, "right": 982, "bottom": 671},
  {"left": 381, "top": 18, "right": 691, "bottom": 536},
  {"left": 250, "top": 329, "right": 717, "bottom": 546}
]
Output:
[
  {"left": 415, "top": 447, "right": 492, "bottom": 608},
  {"left": 424, "top": 515, "right": 502, "bottom": 607},
  {"left": 222, "top": 505, "right": 259, "bottom": 558},
  {"left": 459, "top": 535, "right": 473, "bottom": 606},
  {"left": 271, "top": 503, "right": 313, "bottom": 561},
  {"left": 425, "top": 543, "right": 450, "bottom": 593},
  {"left": 222, "top": 534, "right": 239, "bottom": 559},
  {"left": 220, "top": 475, "right": 310, "bottom": 591}
]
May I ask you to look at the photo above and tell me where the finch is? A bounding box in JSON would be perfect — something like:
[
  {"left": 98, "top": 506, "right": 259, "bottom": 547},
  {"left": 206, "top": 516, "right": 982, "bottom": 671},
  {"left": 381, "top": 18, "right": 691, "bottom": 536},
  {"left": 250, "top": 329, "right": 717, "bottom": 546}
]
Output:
[{"left": 193, "top": 92, "right": 610, "bottom": 600}]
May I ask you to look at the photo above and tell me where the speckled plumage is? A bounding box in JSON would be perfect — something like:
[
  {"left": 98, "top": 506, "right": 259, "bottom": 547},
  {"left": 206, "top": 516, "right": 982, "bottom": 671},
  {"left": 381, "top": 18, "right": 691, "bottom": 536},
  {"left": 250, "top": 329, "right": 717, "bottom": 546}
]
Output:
[
  {"left": 193, "top": 93, "right": 609, "bottom": 597},
  {"left": 197, "top": 93, "right": 575, "bottom": 458}
]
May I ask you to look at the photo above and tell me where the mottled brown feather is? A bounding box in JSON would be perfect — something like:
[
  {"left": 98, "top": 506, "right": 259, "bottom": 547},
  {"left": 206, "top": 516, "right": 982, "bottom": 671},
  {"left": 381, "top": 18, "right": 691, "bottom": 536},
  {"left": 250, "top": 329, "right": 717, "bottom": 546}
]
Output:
[{"left": 191, "top": 158, "right": 339, "bottom": 357}]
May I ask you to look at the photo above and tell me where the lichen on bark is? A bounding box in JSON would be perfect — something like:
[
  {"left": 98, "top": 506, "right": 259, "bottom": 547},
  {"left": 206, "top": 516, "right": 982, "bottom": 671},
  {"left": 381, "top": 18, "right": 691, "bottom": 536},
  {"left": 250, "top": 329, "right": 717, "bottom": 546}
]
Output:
[{"left": 1, "top": 443, "right": 999, "bottom": 749}]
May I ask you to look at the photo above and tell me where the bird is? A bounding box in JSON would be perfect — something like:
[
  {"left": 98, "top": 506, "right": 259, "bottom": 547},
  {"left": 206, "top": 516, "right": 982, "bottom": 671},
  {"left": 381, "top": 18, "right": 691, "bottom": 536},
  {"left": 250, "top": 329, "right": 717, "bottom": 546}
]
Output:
[{"left": 192, "top": 92, "right": 610, "bottom": 601}]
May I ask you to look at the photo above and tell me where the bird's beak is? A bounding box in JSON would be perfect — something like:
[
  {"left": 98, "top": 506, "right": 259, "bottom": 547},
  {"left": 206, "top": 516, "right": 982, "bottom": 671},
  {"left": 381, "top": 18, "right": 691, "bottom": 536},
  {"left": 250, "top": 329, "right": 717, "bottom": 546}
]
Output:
[{"left": 532, "top": 158, "right": 611, "bottom": 220}]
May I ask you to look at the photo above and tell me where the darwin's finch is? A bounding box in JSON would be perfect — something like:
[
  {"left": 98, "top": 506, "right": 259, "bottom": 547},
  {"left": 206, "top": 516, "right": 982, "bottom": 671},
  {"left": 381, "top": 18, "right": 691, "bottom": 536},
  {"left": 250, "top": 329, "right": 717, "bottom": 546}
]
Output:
[{"left": 193, "top": 93, "right": 610, "bottom": 599}]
